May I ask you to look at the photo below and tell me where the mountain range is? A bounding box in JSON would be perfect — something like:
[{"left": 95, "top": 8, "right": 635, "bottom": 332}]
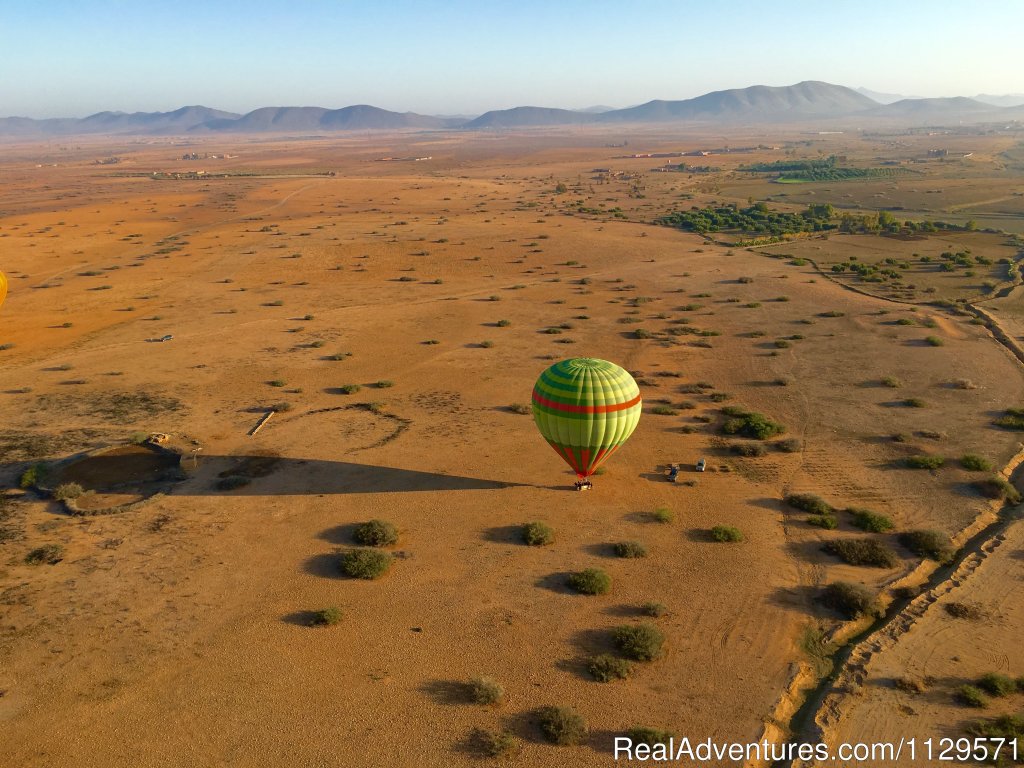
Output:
[{"left": 3, "top": 81, "right": 1023, "bottom": 137}]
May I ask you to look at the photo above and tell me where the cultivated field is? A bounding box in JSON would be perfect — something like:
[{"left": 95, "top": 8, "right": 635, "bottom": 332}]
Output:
[{"left": 1, "top": 125, "right": 1023, "bottom": 767}]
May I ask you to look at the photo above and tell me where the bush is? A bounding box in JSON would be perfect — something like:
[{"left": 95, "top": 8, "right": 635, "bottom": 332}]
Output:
[
  {"left": 973, "top": 476, "right": 1021, "bottom": 503},
  {"left": 976, "top": 673, "right": 1016, "bottom": 698},
  {"left": 899, "top": 530, "right": 955, "bottom": 563},
  {"left": 339, "top": 548, "right": 393, "bottom": 579},
  {"left": 375, "top": 380, "right": 394, "bottom": 389},
  {"left": 567, "top": 568, "right": 610, "bottom": 595},
  {"left": 54, "top": 482, "right": 84, "bottom": 501},
  {"left": 310, "top": 607, "right": 343, "bottom": 626},
  {"left": 508, "top": 403, "right": 531, "bottom": 415},
  {"left": 903, "top": 397, "right": 926, "bottom": 408},
  {"left": 730, "top": 442, "right": 767, "bottom": 457},
  {"left": 614, "top": 541, "right": 648, "bottom": 558},
  {"left": 469, "top": 676, "right": 504, "bottom": 705},
  {"left": 807, "top": 514, "right": 839, "bottom": 530},
  {"left": 905, "top": 455, "right": 944, "bottom": 470},
  {"left": 628, "top": 728, "right": 674, "bottom": 747},
  {"left": 847, "top": 508, "right": 894, "bottom": 533},
  {"left": 522, "top": 521, "right": 554, "bottom": 546},
  {"left": 965, "top": 713, "right": 1024, "bottom": 743},
  {"left": 353, "top": 519, "right": 398, "bottom": 547},
  {"left": 473, "top": 729, "right": 519, "bottom": 758},
  {"left": 269, "top": 379, "right": 286, "bottom": 387},
  {"left": 479, "top": 340, "right": 494, "bottom": 348},
  {"left": 959, "top": 454, "right": 992, "bottom": 472},
  {"left": 785, "top": 493, "right": 833, "bottom": 515},
  {"left": 819, "top": 582, "right": 881, "bottom": 619},
  {"left": 881, "top": 376, "right": 901, "bottom": 388},
  {"left": 775, "top": 438, "right": 802, "bottom": 453},
  {"left": 652, "top": 506, "right": 674, "bottom": 523},
  {"left": 25, "top": 544, "right": 64, "bottom": 565},
  {"left": 338, "top": 384, "right": 361, "bottom": 394},
  {"left": 823, "top": 538, "right": 900, "bottom": 568},
  {"left": 954, "top": 685, "right": 989, "bottom": 708},
  {"left": 496, "top": 319, "right": 511, "bottom": 327},
  {"left": 613, "top": 623, "right": 665, "bottom": 661},
  {"left": 650, "top": 405, "right": 677, "bottom": 415},
  {"left": 995, "top": 407, "right": 1024, "bottom": 430},
  {"left": 588, "top": 654, "right": 633, "bottom": 682},
  {"left": 721, "top": 409, "right": 785, "bottom": 439},
  {"left": 710, "top": 525, "right": 743, "bottom": 542},
  {"left": 641, "top": 601, "right": 668, "bottom": 617},
  {"left": 19, "top": 463, "right": 46, "bottom": 489},
  {"left": 537, "top": 706, "right": 587, "bottom": 745},
  {"left": 924, "top": 335, "right": 944, "bottom": 346}
]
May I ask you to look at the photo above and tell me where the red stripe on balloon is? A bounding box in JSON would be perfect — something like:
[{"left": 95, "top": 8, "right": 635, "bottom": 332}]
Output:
[{"left": 532, "top": 390, "right": 641, "bottom": 414}]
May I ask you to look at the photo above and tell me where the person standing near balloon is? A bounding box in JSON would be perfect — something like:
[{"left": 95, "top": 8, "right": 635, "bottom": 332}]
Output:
[{"left": 531, "top": 357, "right": 642, "bottom": 490}]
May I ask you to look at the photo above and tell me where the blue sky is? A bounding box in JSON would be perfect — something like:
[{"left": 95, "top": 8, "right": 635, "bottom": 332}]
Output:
[{"left": 2, "top": 0, "right": 1021, "bottom": 117}]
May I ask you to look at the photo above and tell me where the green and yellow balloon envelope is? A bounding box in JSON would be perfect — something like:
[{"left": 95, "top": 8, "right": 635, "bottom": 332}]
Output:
[
  {"left": 532, "top": 358, "right": 642, "bottom": 480},
  {"left": 0, "top": 270, "right": 7, "bottom": 311}
]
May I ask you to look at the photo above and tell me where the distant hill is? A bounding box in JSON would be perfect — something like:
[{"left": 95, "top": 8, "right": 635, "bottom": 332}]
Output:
[
  {"left": 464, "top": 106, "right": 599, "bottom": 128},
  {"left": 869, "top": 96, "right": 999, "bottom": 118},
  {"left": 974, "top": 93, "right": 1024, "bottom": 108},
  {"left": 856, "top": 86, "right": 916, "bottom": 104},
  {"left": 197, "top": 105, "right": 457, "bottom": 132},
  {"left": 601, "top": 81, "right": 877, "bottom": 123}
]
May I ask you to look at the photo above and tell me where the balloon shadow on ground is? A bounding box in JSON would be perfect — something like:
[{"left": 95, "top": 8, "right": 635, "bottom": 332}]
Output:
[{"left": 178, "top": 456, "right": 522, "bottom": 496}]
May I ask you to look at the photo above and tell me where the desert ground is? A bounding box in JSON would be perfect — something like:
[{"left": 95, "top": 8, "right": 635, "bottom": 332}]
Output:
[{"left": 1, "top": 124, "right": 1023, "bottom": 767}]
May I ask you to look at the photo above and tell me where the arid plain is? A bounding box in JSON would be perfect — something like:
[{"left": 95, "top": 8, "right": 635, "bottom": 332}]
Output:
[{"left": 1, "top": 125, "right": 1023, "bottom": 767}]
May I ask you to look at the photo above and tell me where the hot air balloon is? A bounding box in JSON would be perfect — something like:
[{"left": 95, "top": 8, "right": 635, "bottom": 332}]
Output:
[
  {"left": 0, "top": 270, "right": 7, "bottom": 312},
  {"left": 532, "top": 357, "right": 642, "bottom": 489}
]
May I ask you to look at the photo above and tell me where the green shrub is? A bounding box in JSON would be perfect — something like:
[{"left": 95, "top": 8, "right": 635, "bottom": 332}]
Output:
[
  {"left": 959, "top": 454, "right": 992, "bottom": 472},
  {"left": 479, "top": 340, "right": 494, "bottom": 348},
  {"left": 25, "top": 544, "right": 64, "bottom": 565},
  {"left": 339, "top": 548, "right": 393, "bottom": 579},
  {"left": 19, "top": 463, "right": 46, "bottom": 489},
  {"left": 899, "top": 530, "right": 955, "bottom": 563},
  {"left": 613, "top": 623, "right": 665, "bottom": 661},
  {"left": 268, "top": 379, "right": 286, "bottom": 387},
  {"left": 353, "top": 519, "right": 398, "bottom": 547},
  {"left": 652, "top": 506, "right": 674, "bottom": 523},
  {"left": 54, "top": 482, "right": 84, "bottom": 501},
  {"left": 496, "top": 319, "right": 511, "bottom": 327},
  {"left": 905, "top": 455, "right": 944, "bottom": 470},
  {"left": 710, "top": 525, "right": 743, "bottom": 542},
  {"left": 954, "top": 685, "right": 989, "bottom": 708},
  {"left": 808, "top": 514, "right": 839, "bottom": 530},
  {"left": 628, "top": 728, "right": 674, "bottom": 747},
  {"left": 973, "top": 476, "right": 1021, "bottom": 503},
  {"left": 508, "top": 403, "right": 531, "bottom": 415},
  {"left": 567, "top": 568, "right": 610, "bottom": 595},
  {"left": 995, "top": 407, "right": 1024, "bottom": 430},
  {"left": 776, "top": 438, "right": 802, "bottom": 453},
  {"left": 375, "top": 380, "right": 394, "bottom": 389},
  {"left": 310, "top": 607, "right": 343, "bottom": 626},
  {"left": 338, "top": 384, "right": 361, "bottom": 394},
  {"left": 774, "top": 339, "right": 791, "bottom": 348},
  {"left": 641, "top": 601, "right": 668, "bottom": 617},
  {"left": 965, "top": 713, "right": 1024, "bottom": 744},
  {"left": 588, "top": 654, "right": 633, "bottom": 682},
  {"left": 721, "top": 409, "right": 785, "bottom": 439},
  {"left": 904, "top": 397, "right": 927, "bottom": 408},
  {"left": 537, "top": 706, "right": 587, "bottom": 745},
  {"left": 650, "top": 405, "right": 677, "bottom": 415},
  {"left": 881, "top": 376, "right": 901, "bottom": 388},
  {"left": 785, "top": 493, "right": 833, "bottom": 515},
  {"left": 847, "top": 508, "right": 894, "bottom": 533},
  {"left": 730, "top": 442, "right": 767, "bottom": 457},
  {"left": 924, "top": 335, "right": 944, "bottom": 346},
  {"left": 819, "top": 581, "right": 881, "bottom": 619},
  {"left": 976, "top": 673, "right": 1016, "bottom": 698},
  {"left": 522, "top": 521, "right": 554, "bottom": 546},
  {"left": 469, "top": 676, "right": 504, "bottom": 705},
  {"left": 473, "top": 729, "right": 520, "bottom": 758},
  {"left": 823, "top": 538, "right": 900, "bottom": 568},
  {"left": 614, "top": 541, "right": 648, "bottom": 558}
]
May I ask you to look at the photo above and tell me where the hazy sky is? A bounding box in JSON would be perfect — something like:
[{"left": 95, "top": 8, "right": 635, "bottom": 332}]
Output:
[{"left": 2, "top": 0, "right": 1021, "bottom": 118}]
